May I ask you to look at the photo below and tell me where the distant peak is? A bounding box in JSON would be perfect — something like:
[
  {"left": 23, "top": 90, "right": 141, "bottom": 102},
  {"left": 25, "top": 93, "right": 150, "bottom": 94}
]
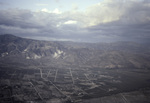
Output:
[
  {"left": 0, "top": 34, "right": 23, "bottom": 39},
  {"left": 0, "top": 34, "right": 22, "bottom": 43},
  {"left": 1, "top": 34, "right": 17, "bottom": 37}
]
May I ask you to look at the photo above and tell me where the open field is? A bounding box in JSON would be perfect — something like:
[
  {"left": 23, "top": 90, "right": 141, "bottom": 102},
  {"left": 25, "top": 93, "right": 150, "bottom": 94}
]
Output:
[{"left": 0, "top": 66, "right": 150, "bottom": 103}]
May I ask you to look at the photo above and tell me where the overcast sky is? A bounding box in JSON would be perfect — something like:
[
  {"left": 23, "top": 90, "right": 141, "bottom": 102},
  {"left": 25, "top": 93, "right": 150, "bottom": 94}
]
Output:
[{"left": 0, "top": 0, "right": 150, "bottom": 43}]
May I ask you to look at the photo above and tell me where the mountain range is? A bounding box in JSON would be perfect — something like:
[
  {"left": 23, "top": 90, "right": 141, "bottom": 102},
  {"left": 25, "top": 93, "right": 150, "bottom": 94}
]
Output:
[{"left": 0, "top": 34, "right": 150, "bottom": 69}]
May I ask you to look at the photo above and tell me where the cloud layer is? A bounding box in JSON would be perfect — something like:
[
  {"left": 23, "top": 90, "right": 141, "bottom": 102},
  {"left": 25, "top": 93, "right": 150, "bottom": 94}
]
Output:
[{"left": 0, "top": 0, "right": 150, "bottom": 42}]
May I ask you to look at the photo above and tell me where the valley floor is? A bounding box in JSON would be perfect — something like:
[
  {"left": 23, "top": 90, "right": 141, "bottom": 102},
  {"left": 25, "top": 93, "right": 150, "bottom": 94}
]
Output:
[{"left": 0, "top": 66, "right": 150, "bottom": 103}]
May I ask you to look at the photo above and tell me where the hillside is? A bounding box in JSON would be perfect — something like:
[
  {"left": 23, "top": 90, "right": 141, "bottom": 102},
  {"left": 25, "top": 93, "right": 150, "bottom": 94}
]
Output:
[
  {"left": 1, "top": 34, "right": 150, "bottom": 103},
  {"left": 0, "top": 34, "right": 150, "bottom": 69}
]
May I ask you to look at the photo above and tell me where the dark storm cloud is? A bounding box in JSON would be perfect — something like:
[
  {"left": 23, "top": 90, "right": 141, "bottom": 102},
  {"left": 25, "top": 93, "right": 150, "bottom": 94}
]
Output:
[
  {"left": 0, "top": 0, "right": 150, "bottom": 43},
  {"left": 0, "top": 9, "right": 60, "bottom": 38},
  {"left": 86, "top": 0, "right": 150, "bottom": 42},
  {"left": 0, "top": 9, "right": 45, "bottom": 29},
  {"left": 0, "top": 8, "right": 88, "bottom": 41},
  {"left": 0, "top": 1, "right": 8, "bottom": 6}
]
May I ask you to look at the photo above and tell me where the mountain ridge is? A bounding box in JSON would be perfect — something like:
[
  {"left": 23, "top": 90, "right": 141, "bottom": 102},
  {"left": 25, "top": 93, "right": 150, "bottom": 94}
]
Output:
[{"left": 0, "top": 34, "right": 150, "bottom": 69}]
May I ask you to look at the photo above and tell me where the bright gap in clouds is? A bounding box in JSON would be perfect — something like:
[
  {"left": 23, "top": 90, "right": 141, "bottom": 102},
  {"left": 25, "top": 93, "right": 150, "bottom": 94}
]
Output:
[
  {"left": 64, "top": 20, "right": 77, "bottom": 25},
  {"left": 0, "top": 0, "right": 102, "bottom": 12},
  {"left": 0, "top": 0, "right": 150, "bottom": 43},
  {"left": 41, "top": 8, "right": 62, "bottom": 14}
]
